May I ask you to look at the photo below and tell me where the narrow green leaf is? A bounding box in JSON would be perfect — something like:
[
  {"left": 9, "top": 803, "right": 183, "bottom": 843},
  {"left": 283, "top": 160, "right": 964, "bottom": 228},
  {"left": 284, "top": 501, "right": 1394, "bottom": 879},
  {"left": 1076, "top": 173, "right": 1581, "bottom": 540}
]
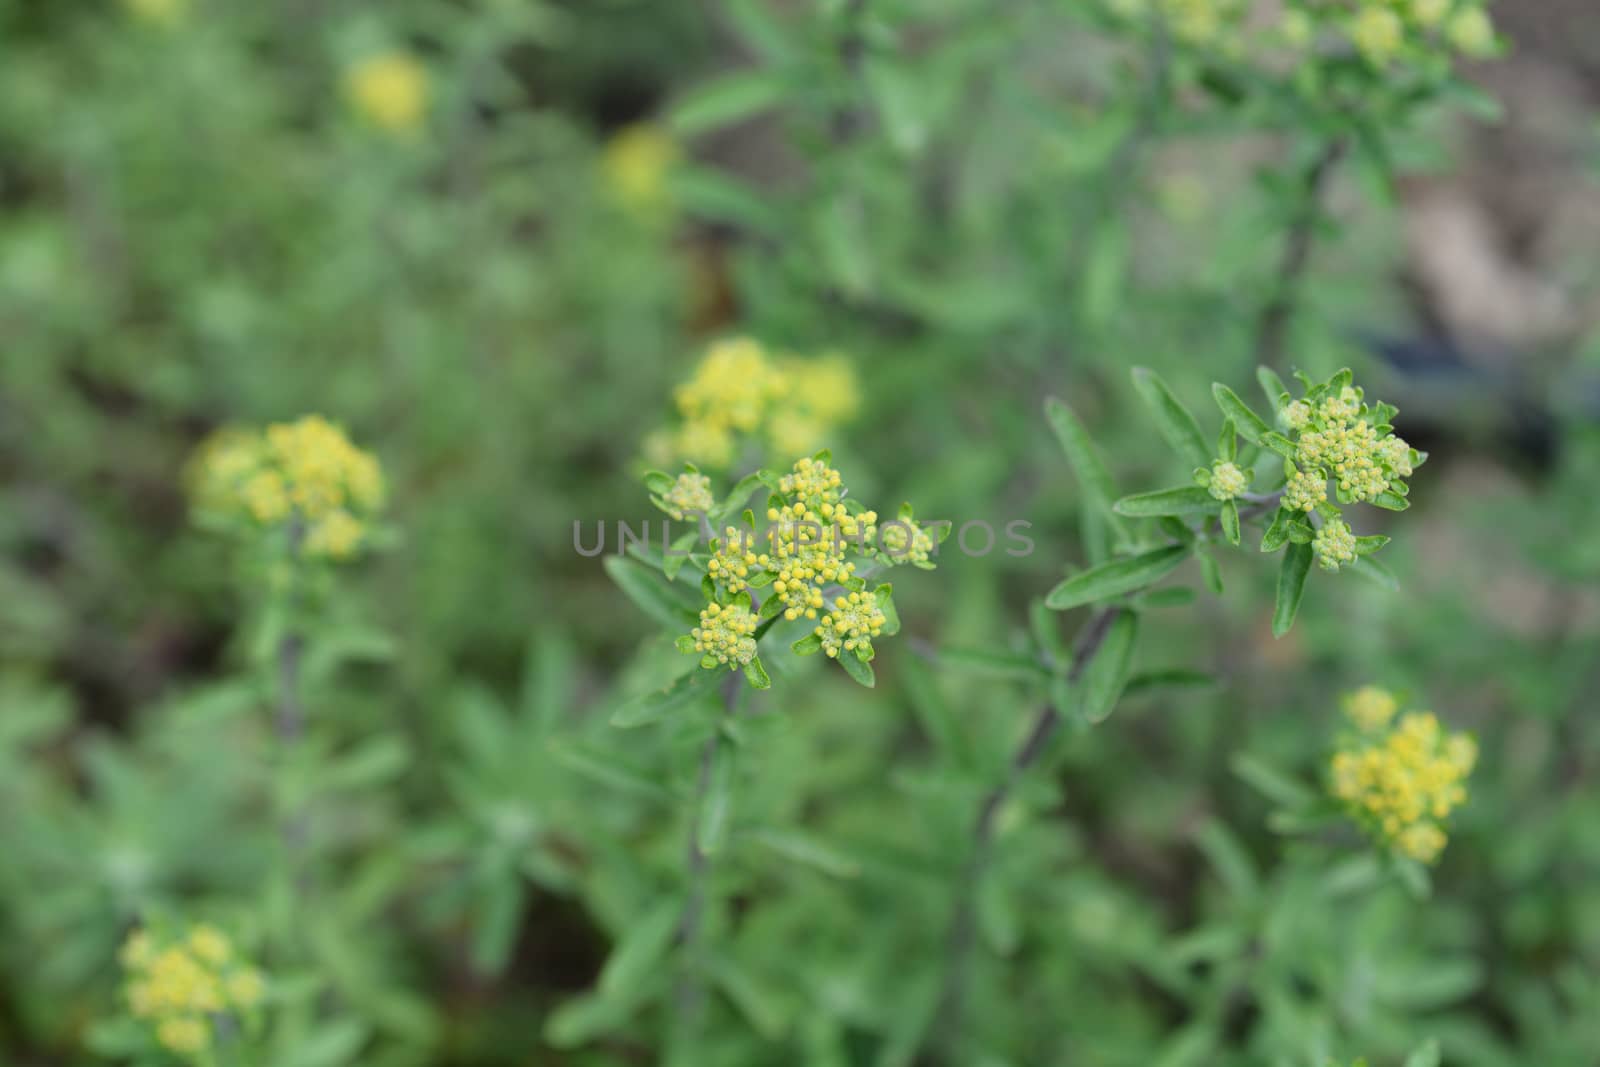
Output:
[
  {"left": 1272, "top": 542, "right": 1314, "bottom": 638},
  {"left": 603, "top": 557, "right": 700, "bottom": 629},
  {"left": 1123, "top": 668, "right": 1215, "bottom": 696},
  {"left": 1404, "top": 1039, "right": 1442, "bottom": 1067},
  {"left": 1256, "top": 366, "right": 1290, "bottom": 412},
  {"left": 1044, "top": 397, "right": 1126, "bottom": 534},
  {"left": 1198, "top": 550, "right": 1223, "bottom": 595},
  {"left": 670, "top": 70, "right": 786, "bottom": 136},
  {"left": 1131, "top": 367, "right": 1211, "bottom": 469},
  {"left": 1217, "top": 418, "right": 1237, "bottom": 462},
  {"left": 1221, "top": 500, "right": 1240, "bottom": 546},
  {"left": 743, "top": 656, "right": 771, "bottom": 690},
  {"left": 747, "top": 827, "right": 861, "bottom": 878},
  {"left": 1260, "top": 431, "right": 1296, "bottom": 459},
  {"left": 698, "top": 742, "right": 734, "bottom": 855},
  {"left": 1372, "top": 490, "right": 1410, "bottom": 511},
  {"left": 611, "top": 668, "right": 717, "bottom": 728},
  {"left": 791, "top": 632, "right": 822, "bottom": 656},
  {"left": 1260, "top": 507, "right": 1290, "bottom": 552},
  {"left": 1211, "top": 384, "right": 1272, "bottom": 443},
  {"left": 837, "top": 650, "right": 875, "bottom": 688},
  {"left": 1231, "top": 753, "right": 1316, "bottom": 808},
  {"left": 936, "top": 645, "right": 1046, "bottom": 680},
  {"left": 1046, "top": 545, "right": 1190, "bottom": 611},
  {"left": 1079, "top": 610, "right": 1138, "bottom": 723},
  {"left": 597, "top": 899, "right": 680, "bottom": 999},
  {"left": 662, "top": 530, "right": 700, "bottom": 581},
  {"left": 470, "top": 876, "right": 528, "bottom": 978},
  {"left": 1113, "top": 486, "right": 1222, "bottom": 517},
  {"left": 1349, "top": 554, "right": 1400, "bottom": 592},
  {"left": 875, "top": 584, "right": 900, "bottom": 636}
]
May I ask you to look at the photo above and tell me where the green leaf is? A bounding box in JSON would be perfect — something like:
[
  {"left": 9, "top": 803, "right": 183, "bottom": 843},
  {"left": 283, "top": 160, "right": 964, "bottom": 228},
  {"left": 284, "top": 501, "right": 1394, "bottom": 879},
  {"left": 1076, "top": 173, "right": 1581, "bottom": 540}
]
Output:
[
  {"left": 1221, "top": 500, "right": 1240, "bottom": 546},
  {"left": 597, "top": 899, "right": 681, "bottom": 1000},
  {"left": 837, "top": 649, "right": 876, "bottom": 688},
  {"left": 1123, "top": 668, "right": 1215, "bottom": 696},
  {"left": 1372, "top": 490, "right": 1410, "bottom": 511},
  {"left": 1078, "top": 610, "right": 1138, "bottom": 723},
  {"left": 1353, "top": 534, "right": 1390, "bottom": 555},
  {"left": 611, "top": 668, "right": 717, "bottom": 728},
  {"left": 743, "top": 655, "right": 771, "bottom": 690},
  {"left": 1260, "top": 507, "right": 1291, "bottom": 552},
  {"left": 1256, "top": 365, "right": 1290, "bottom": 412},
  {"left": 1045, "top": 545, "right": 1190, "bottom": 611},
  {"left": 747, "top": 827, "right": 861, "bottom": 878},
  {"left": 603, "top": 557, "right": 700, "bottom": 629},
  {"left": 792, "top": 632, "right": 822, "bottom": 656},
  {"left": 1044, "top": 396, "right": 1126, "bottom": 532},
  {"left": 643, "top": 470, "right": 675, "bottom": 495},
  {"left": 1211, "top": 384, "right": 1272, "bottom": 443},
  {"left": 1404, "top": 1040, "right": 1443, "bottom": 1067},
  {"left": 1217, "top": 418, "right": 1237, "bottom": 462},
  {"left": 1131, "top": 367, "right": 1211, "bottom": 469},
  {"left": 1260, "top": 431, "right": 1296, "bottom": 459},
  {"left": 670, "top": 70, "right": 786, "bottom": 136},
  {"left": 1231, "top": 753, "right": 1316, "bottom": 809},
  {"left": 1349, "top": 554, "right": 1400, "bottom": 592},
  {"left": 1113, "top": 486, "right": 1221, "bottom": 518},
  {"left": 279, "top": 1020, "right": 371, "bottom": 1067},
  {"left": 662, "top": 529, "right": 700, "bottom": 581},
  {"left": 875, "top": 584, "right": 900, "bottom": 636},
  {"left": 699, "top": 741, "right": 734, "bottom": 855},
  {"left": 1198, "top": 550, "right": 1223, "bottom": 596},
  {"left": 1272, "top": 542, "right": 1314, "bottom": 637},
  {"left": 470, "top": 876, "right": 528, "bottom": 978},
  {"left": 935, "top": 645, "right": 1044, "bottom": 680}
]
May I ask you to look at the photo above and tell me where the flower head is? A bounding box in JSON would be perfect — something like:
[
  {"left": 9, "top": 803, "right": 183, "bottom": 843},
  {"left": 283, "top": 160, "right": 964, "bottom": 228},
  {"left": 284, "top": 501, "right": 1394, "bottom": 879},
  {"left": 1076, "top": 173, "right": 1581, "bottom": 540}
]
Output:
[
  {"left": 691, "top": 601, "right": 759, "bottom": 666},
  {"left": 603, "top": 124, "right": 678, "bottom": 216},
  {"left": 1203, "top": 460, "right": 1249, "bottom": 501},
  {"left": 1447, "top": 7, "right": 1496, "bottom": 57},
  {"left": 1312, "top": 516, "right": 1358, "bottom": 571},
  {"left": 1285, "top": 466, "right": 1328, "bottom": 513},
  {"left": 121, "top": 923, "right": 267, "bottom": 1062},
  {"left": 662, "top": 472, "right": 713, "bottom": 521},
  {"left": 346, "top": 52, "right": 429, "bottom": 134},
  {"left": 187, "top": 416, "right": 385, "bottom": 562},
  {"left": 1330, "top": 698, "right": 1475, "bottom": 864},
  {"left": 1351, "top": 6, "right": 1405, "bottom": 65},
  {"left": 817, "top": 589, "right": 887, "bottom": 660}
]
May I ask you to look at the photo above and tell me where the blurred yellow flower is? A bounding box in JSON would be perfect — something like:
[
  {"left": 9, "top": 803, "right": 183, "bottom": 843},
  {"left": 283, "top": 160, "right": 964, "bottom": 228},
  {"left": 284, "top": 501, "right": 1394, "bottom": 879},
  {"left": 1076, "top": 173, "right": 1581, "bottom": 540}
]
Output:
[
  {"left": 649, "top": 338, "right": 861, "bottom": 468},
  {"left": 1447, "top": 8, "right": 1496, "bottom": 57},
  {"left": 121, "top": 923, "right": 267, "bottom": 1061},
  {"left": 1350, "top": 7, "right": 1405, "bottom": 65},
  {"left": 187, "top": 415, "right": 385, "bottom": 561},
  {"left": 1330, "top": 699, "right": 1476, "bottom": 864},
  {"left": 123, "top": 0, "right": 188, "bottom": 26},
  {"left": 346, "top": 52, "right": 429, "bottom": 134},
  {"left": 603, "top": 124, "right": 679, "bottom": 216}
]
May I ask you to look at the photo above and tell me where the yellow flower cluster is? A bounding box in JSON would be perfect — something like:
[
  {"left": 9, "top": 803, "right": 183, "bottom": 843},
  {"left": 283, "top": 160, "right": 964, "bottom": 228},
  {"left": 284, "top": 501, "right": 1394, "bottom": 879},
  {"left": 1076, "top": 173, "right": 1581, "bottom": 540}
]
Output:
[
  {"left": 1287, "top": 0, "right": 1500, "bottom": 66},
  {"left": 1331, "top": 693, "right": 1476, "bottom": 863},
  {"left": 816, "top": 589, "right": 888, "bottom": 660},
  {"left": 1105, "top": 0, "right": 1243, "bottom": 45},
  {"left": 875, "top": 517, "right": 935, "bottom": 565},
  {"left": 1295, "top": 388, "right": 1396, "bottom": 503},
  {"left": 691, "top": 602, "right": 758, "bottom": 666},
  {"left": 187, "top": 415, "right": 385, "bottom": 561},
  {"left": 121, "top": 924, "right": 265, "bottom": 1059},
  {"left": 676, "top": 454, "right": 926, "bottom": 680},
  {"left": 123, "top": 0, "right": 187, "bottom": 25},
  {"left": 662, "top": 472, "right": 713, "bottom": 520},
  {"left": 603, "top": 124, "right": 678, "bottom": 217},
  {"left": 1202, "top": 460, "right": 1249, "bottom": 501},
  {"left": 346, "top": 52, "right": 429, "bottom": 134},
  {"left": 646, "top": 338, "right": 860, "bottom": 469}
]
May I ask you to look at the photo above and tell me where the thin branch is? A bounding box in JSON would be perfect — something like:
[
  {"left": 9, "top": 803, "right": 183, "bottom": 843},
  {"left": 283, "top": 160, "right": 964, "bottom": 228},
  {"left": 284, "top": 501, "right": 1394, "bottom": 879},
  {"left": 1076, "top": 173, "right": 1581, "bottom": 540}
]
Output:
[
  {"left": 1253, "top": 138, "right": 1348, "bottom": 371},
  {"left": 925, "top": 606, "right": 1123, "bottom": 1062}
]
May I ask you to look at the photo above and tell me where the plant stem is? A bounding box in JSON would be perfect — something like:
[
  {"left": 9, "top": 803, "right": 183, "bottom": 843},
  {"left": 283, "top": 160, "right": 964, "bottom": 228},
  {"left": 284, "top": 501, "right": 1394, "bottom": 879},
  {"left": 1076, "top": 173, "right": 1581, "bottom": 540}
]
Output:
[
  {"left": 275, "top": 521, "right": 311, "bottom": 904},
  {"left": 674, "top": 671, "right": 742, "bottom": 1031},
  {"left": 925, "top": 606, "right": 1122, "bottom": 1062},
  {"left": 1253, "top": 138, "right": 1348, "bottom": 371}
]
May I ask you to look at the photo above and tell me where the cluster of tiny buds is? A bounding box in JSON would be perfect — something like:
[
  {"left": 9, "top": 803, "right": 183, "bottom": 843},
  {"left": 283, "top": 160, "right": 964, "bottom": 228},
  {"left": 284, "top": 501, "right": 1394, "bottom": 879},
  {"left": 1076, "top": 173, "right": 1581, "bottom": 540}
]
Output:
[
  {"left": 691, "top": 602, "right": 758, "bottom": 666},
  {"left": 1312, "top": 516, "right": 1357, "bottom": 572},
  {"left": 662, "top": 472, "right": 713, "bottom": 520},
  {"left": 1202, "top": 460, "right": 1249, "bottom": 502},
  {"left": 817, "top": 590, "right": 887, "bottom": 660}
]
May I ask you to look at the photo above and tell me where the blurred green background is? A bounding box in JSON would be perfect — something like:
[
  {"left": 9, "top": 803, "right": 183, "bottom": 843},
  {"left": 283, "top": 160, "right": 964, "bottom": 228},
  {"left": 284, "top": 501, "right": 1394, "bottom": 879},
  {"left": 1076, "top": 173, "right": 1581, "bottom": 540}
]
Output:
[{"left": 3, "top": 0, "right": 1600, "bottom": 1065}]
